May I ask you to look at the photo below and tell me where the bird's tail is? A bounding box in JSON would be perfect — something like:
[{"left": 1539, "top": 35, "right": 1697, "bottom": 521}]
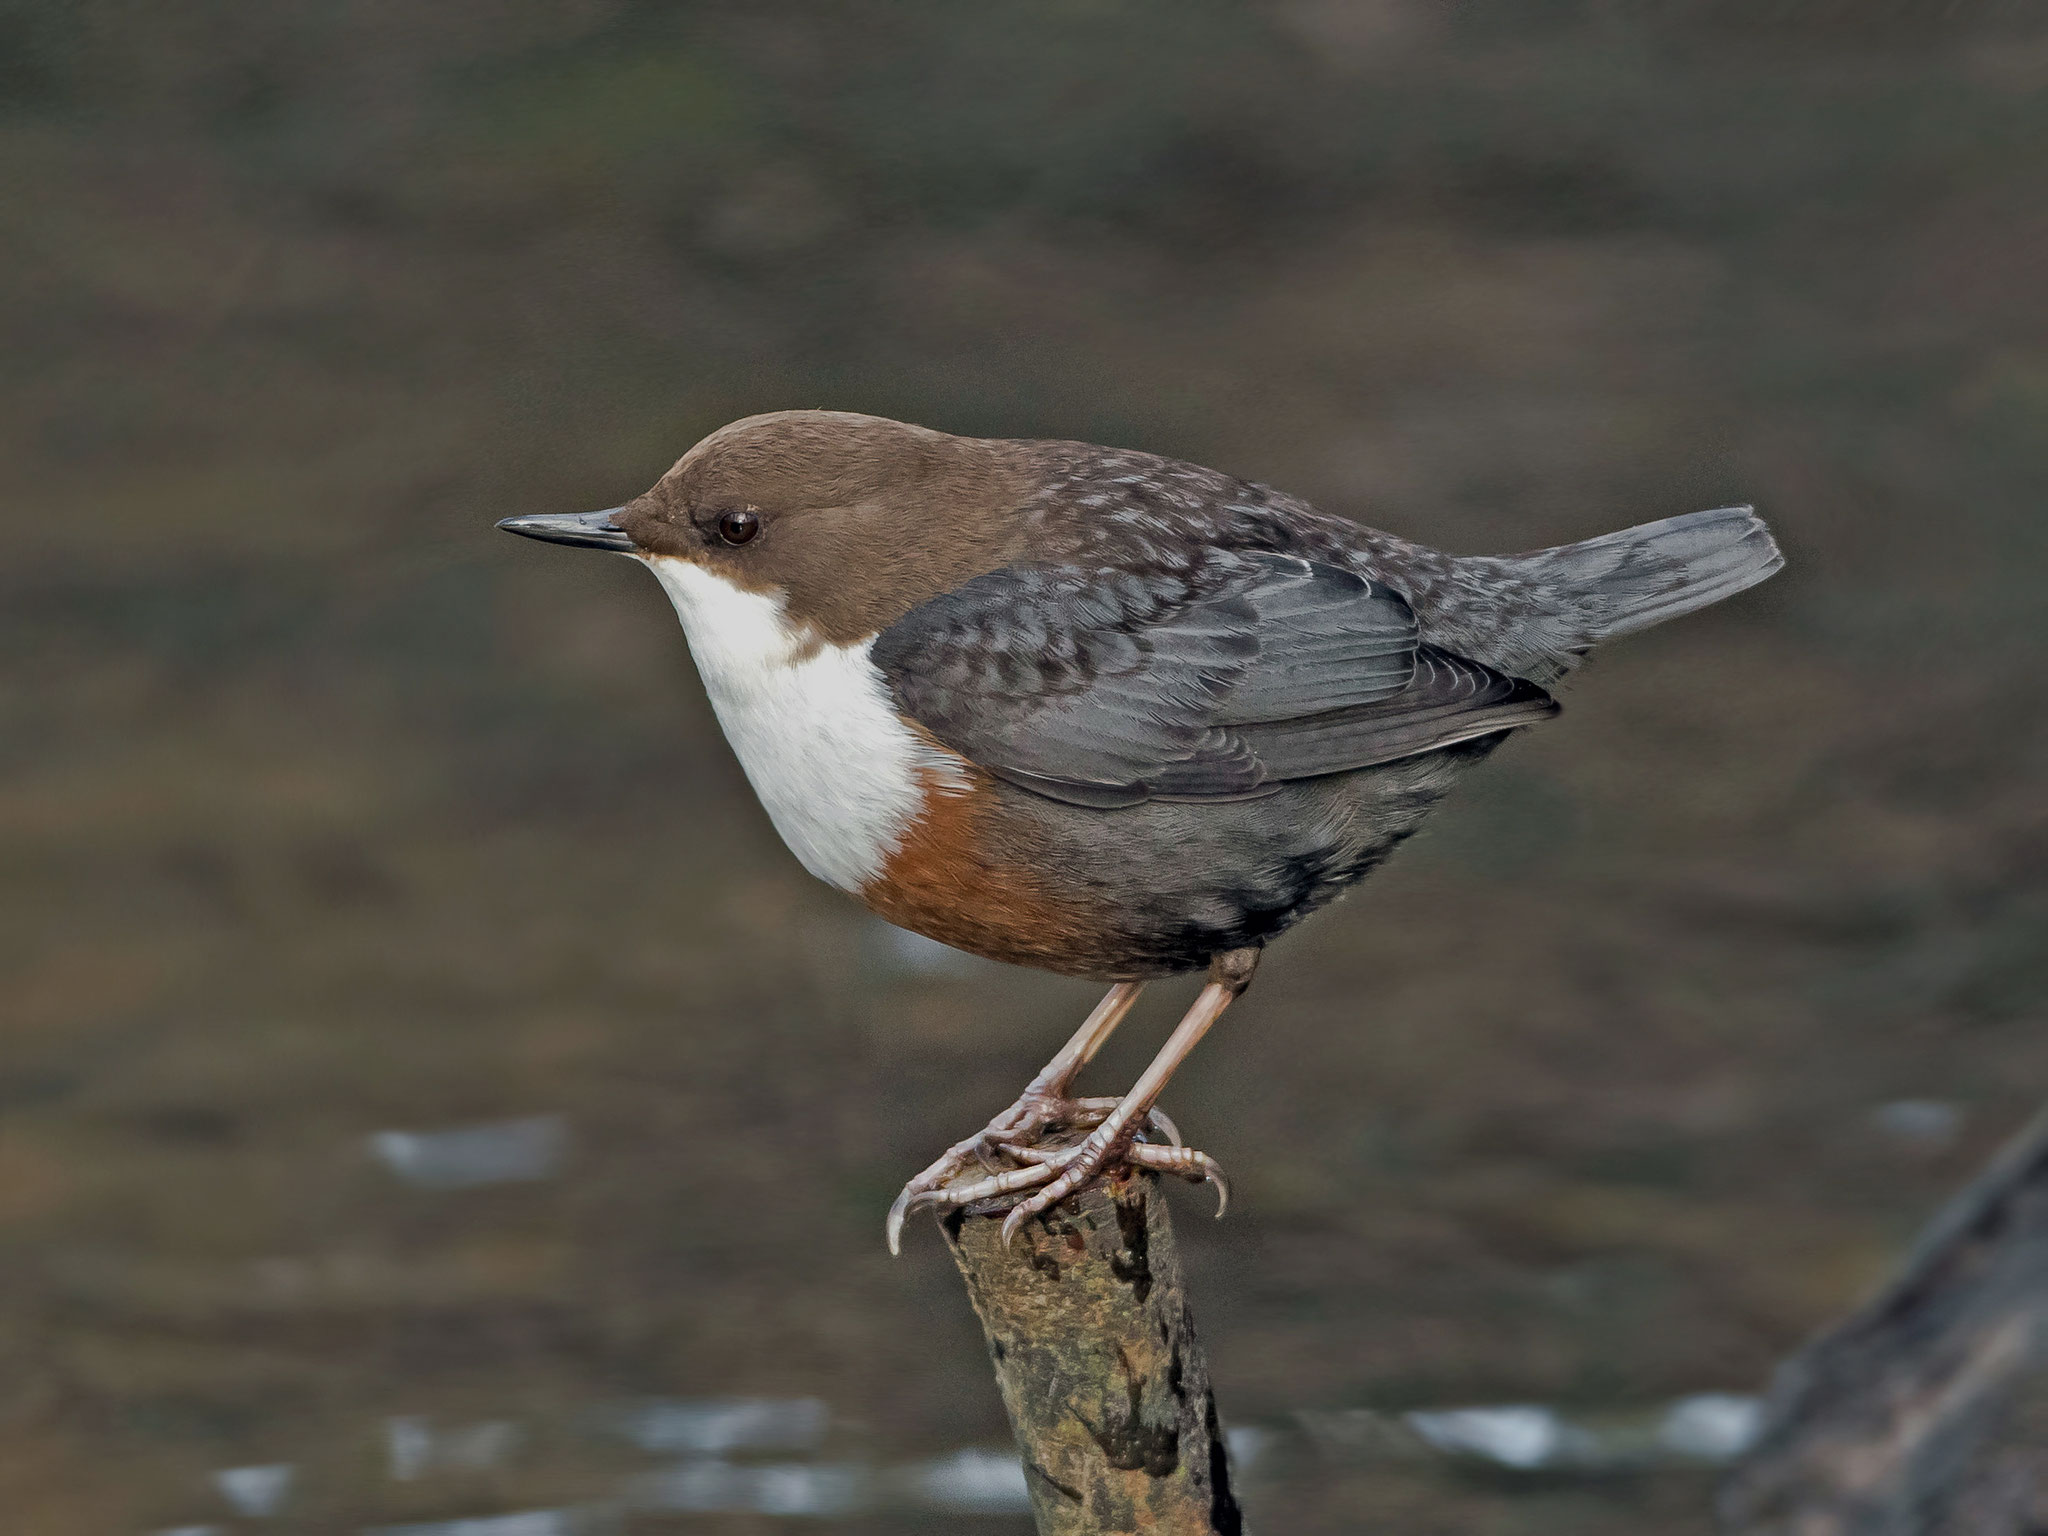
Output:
[
  {"left": 1440, "top": 505, "right": 1783, "bottom": 679},
  {"left": 1519, "top": 505, "right": 1784, "bottom": 641}
]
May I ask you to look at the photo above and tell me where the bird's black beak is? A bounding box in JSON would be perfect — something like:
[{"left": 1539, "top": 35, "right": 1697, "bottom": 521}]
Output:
[{"left": 495, "top": 507, "right": 636, "bottom": 553}]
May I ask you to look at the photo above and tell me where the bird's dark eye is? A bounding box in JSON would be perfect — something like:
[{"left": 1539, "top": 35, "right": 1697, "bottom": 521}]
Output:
[{"left": 716, "top": 509, "right": 760, "bottom": 546}]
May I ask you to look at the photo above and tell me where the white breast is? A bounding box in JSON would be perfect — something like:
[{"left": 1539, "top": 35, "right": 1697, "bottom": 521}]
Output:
[{"left": 642, "top": 556, "right": 966, "bottom": 892}]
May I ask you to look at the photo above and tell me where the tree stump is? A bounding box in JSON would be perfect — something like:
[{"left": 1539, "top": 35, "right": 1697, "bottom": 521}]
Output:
[{"left": 939, "top": 1167, "right": 1246, "bottom": 1535}]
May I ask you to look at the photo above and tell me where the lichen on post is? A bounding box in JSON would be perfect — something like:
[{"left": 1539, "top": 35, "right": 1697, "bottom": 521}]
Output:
[{"left": 940, "top": 1166, "right": 1246, "bottom": 1535}]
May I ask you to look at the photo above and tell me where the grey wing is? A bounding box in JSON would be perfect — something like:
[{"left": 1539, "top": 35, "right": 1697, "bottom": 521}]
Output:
[{"left": 872, "top": 553, "right": 1557, "bottom": 809}]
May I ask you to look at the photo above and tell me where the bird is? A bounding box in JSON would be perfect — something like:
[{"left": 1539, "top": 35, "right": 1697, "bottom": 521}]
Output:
[{"left": 498, "top": 409, "right": 1782, "bottom": 1253}]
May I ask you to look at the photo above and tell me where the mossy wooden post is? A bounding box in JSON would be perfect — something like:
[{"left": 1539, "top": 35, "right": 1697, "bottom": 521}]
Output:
[{"left": 940, "top": 1167, "right": 1246, "bottom": 1535}]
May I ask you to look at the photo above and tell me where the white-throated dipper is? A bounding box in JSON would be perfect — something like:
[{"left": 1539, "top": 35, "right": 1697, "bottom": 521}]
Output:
[{"left": 499, "top": 410, "right": 1782, "bottom": 1251}]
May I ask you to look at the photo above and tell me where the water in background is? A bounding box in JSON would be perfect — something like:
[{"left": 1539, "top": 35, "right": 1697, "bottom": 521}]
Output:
[{"left": 6, "top": 4, "right": 2048, "bottom": 1531}]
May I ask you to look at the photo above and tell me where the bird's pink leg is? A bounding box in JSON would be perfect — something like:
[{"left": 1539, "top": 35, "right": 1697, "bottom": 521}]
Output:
[
  {"left": 996, "top": 948, "right": 1258, "bottom": 1245},
  {"left": 1008, "top": 981, "right": 1147, "bottom": 1117},
  {"left": 886, "top": 950, "right": 1259, "bottom": 1252},
  {"left": 885, "top": 982, "right": 1144, "bottom": 1254}
]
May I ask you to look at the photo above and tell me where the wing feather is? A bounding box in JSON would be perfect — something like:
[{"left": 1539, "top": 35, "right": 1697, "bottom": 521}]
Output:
[{"left": 872, "top": 553, "right": 1555, "bottom": 808}]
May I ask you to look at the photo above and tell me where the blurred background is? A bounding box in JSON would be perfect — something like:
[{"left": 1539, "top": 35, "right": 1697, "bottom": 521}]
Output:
[{"left": 6, "top": 2, "right": 2047, "bottom": 1532}]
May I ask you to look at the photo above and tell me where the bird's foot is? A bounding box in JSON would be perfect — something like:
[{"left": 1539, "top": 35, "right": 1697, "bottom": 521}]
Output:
[
  {"left": 990, "top": 1126, "right": 1228, "bottom": 1247},
  {"left": 885, "top": 1090, "right": 1181, "bottom": 1254},
  {"left": 981, "top": 1095, "right": 1181, "bottom": 1155},
  {"left": 885, "top": 1100, "right": 1223, "bottom": 1253},
  {"left": 883, "top": 1093, "right": 1063, "bottom": 1255}
]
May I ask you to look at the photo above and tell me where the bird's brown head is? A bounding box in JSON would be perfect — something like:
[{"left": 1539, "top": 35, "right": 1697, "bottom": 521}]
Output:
[{"left": 500, "top": 410, "right": 1034, "bottom": 643}]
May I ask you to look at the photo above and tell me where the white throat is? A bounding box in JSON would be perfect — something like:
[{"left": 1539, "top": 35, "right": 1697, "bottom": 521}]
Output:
[{"left": 642, "top": 556, "right": 964, "bottom": 891}]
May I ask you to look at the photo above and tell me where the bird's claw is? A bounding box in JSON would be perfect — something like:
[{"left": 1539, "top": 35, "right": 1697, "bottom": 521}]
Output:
[
  {"left": 887, "top": 1090, "right": 1197, "bottom": 1253},
  {"left": 992, "top": 1127, "right": 1226, "bottom": 1246},
  {"left": 887, "top": 1103, "right": 1225, "bottom": 1253},
  {"left": 1126, "top": 1140, "right": 1228, "bottom": 1217}
]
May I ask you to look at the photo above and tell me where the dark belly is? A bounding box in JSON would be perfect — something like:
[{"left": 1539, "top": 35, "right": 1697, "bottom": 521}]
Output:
[{"left": 861, "top": 739, "right": 1503, "bottom": 980}]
